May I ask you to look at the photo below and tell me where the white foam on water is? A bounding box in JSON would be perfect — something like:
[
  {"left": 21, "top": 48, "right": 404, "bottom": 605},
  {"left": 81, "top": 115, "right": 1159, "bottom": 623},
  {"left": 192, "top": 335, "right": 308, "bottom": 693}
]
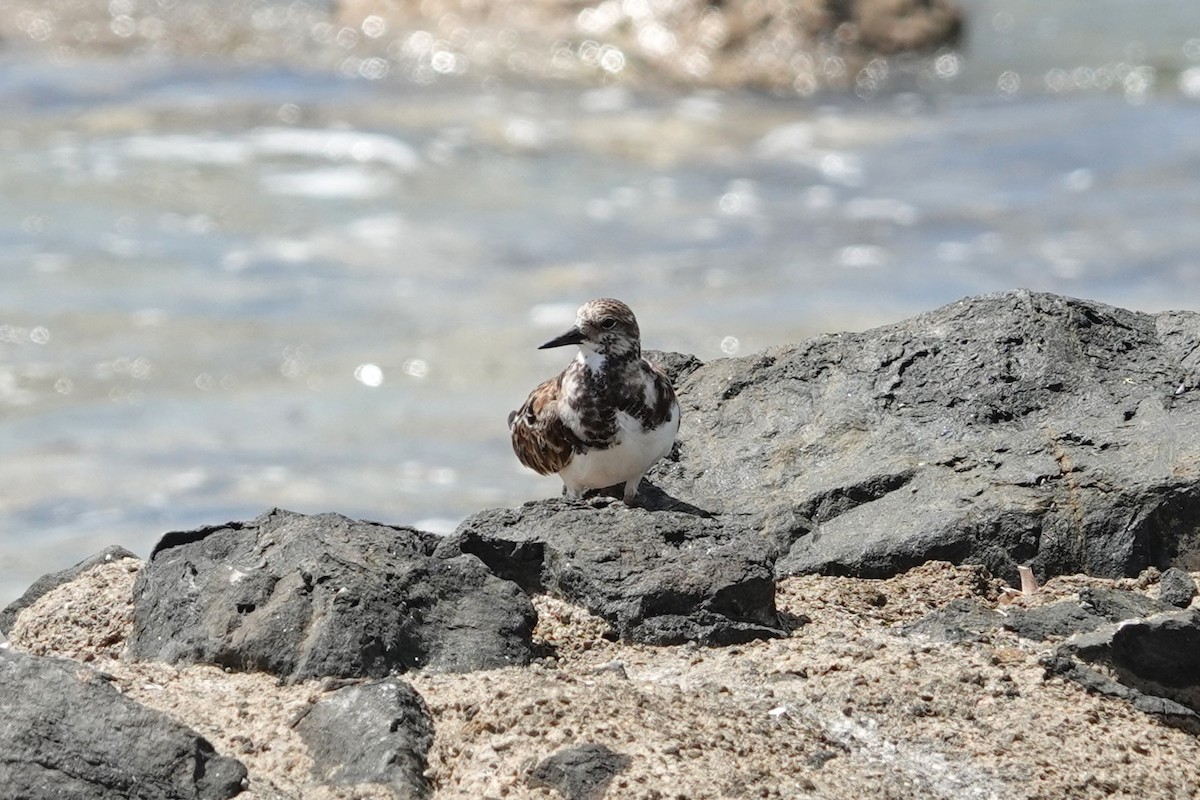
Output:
[
  {"left": 249, "top": 127, "right": 420, "bottom": 172},
  {"left": 259, "top": 167, "right": 395, "bottom": 198}
]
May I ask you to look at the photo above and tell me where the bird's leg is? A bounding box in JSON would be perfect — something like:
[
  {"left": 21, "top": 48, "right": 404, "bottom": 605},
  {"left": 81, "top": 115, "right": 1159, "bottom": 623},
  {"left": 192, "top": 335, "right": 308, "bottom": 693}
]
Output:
[{"left": 622, "top": 475, "right": 643, "bottom": 505}]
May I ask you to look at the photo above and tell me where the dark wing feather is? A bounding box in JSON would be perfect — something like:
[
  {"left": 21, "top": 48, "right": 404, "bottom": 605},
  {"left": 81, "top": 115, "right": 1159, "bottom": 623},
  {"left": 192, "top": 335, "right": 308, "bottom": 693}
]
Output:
[
  {"left": 509, "top": 374, "right": 579, "bottom": 476},
  {"left": 643, "top": 360, "right": 678, "bottom": 429},
  {"left": 616, "top": 358, "right": 678, "bottom": 432}
]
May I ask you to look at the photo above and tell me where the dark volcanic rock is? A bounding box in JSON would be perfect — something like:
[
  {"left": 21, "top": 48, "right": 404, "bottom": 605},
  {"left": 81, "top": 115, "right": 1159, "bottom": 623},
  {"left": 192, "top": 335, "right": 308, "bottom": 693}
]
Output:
[
  {"left": 1041, "top": 651, "right": 1199, "bottom": 723},
  {"left": 1003, "top": 588, "right": 1172, "bottom": 641},
  {"left": 127, "top": 508, "right": 535, "bottom": 681},
  {"left": 296, "top": 679, "right": 433, "bottom": 799},
  {"left": 528, "top": 743, "right": 631, "bottom": 800},
  {"left": 1003, "top": 602, "right": 1106, "bottom": 641},
  {"left": 0, "top": 545, "right": 138, "bottom": 636},
  {"left": 1057, "top": 608, "right": 1200, "bottom": 724},
  {"left": 0, "top": 649, "right": 246, "bottom": 800},
  {"left": 1080, "top": 586, "right": 1172, "bottom": 621},
  {"left": 649, "top": 291, "right": 1200, "bottom": 584},
  {"left": 902, "top": 598, "right": 1002, "bottom": 642},
  {"left": 906, "top": 587, "right": 1176, "bottom": 645},
  {"left": 644, "top": 348, "right": 704, "bottom": 387},
  {"left": 1159, "top": 567, "right": 1198, "bottom": 607},
  {"left": 442, "top": 500, "right": 782, "bottom": 645},
  {"left": 1108, "top": 610, "right": 1200, "bottom": 689}
]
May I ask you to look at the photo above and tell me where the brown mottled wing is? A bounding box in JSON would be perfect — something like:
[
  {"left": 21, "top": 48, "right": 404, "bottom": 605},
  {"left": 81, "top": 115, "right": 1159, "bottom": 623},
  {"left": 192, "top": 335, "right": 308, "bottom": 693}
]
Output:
[{"left": 509, "top": 374, "right": 578, "bottom": 476}]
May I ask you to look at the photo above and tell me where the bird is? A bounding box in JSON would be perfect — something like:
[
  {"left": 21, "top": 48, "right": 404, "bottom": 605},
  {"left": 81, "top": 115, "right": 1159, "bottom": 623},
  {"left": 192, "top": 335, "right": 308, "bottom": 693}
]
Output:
[{"left": 508, "top": 298, "right": 680, "bottom": 504}]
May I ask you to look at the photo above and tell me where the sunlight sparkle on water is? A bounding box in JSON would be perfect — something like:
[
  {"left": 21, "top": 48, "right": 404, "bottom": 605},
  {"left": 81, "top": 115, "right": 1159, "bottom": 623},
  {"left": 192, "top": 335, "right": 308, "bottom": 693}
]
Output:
[{"left": 354, "top": 363, "right": 384, "bottom": 387}]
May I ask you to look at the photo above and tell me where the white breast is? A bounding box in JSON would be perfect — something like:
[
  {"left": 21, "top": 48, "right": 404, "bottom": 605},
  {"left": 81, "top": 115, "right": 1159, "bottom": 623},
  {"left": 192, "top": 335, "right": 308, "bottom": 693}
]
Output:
[{"left": 558, "top": 403, "right": 680, "bottom": 496}]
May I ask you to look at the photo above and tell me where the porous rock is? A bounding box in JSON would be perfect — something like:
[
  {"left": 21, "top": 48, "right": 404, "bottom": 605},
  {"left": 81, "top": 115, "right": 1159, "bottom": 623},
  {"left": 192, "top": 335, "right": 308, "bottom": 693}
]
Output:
[
  {"left": 649, "top": 291, "right": 1200, "bottom": 584},
  {"left": 295, "top": 678, "right": 433, "bottom": 799},
  {"left": 441, "top": 499, "right": 782, "bottom": 645},
  {"left": 127, "top": 508, "right": 535, "bottom": 681},
  {"left": 0, "top": 648, "right": 246, "bottom": 800},
  {"left": 0, "top": 544, "right": 137, "bottom": 636}
]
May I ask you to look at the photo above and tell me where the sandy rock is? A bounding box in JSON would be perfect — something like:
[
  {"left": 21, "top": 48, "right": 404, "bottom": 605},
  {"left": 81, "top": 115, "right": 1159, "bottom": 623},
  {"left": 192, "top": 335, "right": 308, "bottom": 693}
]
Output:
[
  {"left": 10, "top": 558, "right": 1200, "bottom": 798},
  {"left": 127, "top": 508, "right": 535, "bottom": 681},
  {"left": 0, "top": 647, "right": 246, "bottom": 800},
  {"left": 651, "top": 290, "right": 1200, "bottom": 585},
  {"left": 0, "top": 544, "right": 137, "bottom": 636}
]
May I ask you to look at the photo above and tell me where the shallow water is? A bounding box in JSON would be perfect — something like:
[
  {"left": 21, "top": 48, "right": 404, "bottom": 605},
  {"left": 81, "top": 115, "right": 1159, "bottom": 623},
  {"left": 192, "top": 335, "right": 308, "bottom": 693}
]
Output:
[{"left": 2, "top": 1, "right": 1200, "bottom": 604}]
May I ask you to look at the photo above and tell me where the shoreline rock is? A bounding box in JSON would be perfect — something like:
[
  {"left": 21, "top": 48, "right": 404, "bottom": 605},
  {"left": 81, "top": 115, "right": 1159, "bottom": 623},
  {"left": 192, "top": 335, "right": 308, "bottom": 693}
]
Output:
[
  {"left": 334, "top": 0, "right": 963, "bottom": 92},
  {"left": 443, "top": 499, "right": 782, "bottom": 645},
  {"left": 128, "top": 508, "right": 535, "bottom": 681},
  {"left": 0, "top": 0, "right": 963, "bottom": 94},
  {"left": 0, "top": 646, "right": 246, "bottom": 800},
  {"left": 6, "top": 557, "right": 1200, "bottom": 798},
  {"left": 4, "top": 291, "right": 1200, "bottom": 798},
  {"left": 651, "top": 290, "right": 1200, "bottom": 585}
]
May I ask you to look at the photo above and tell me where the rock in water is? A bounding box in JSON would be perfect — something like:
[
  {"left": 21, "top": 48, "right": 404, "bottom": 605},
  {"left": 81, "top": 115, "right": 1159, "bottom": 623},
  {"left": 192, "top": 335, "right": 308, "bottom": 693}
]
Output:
[
  {"left": 127, "top": 508, "right": 535, "bottom": 681},
  {"left": 0, "top": 649, "right": 246, "bottom": 800}
]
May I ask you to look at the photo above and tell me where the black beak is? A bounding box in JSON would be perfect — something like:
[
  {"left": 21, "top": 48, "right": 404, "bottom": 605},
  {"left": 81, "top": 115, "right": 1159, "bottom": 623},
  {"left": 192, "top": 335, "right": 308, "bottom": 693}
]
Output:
[{"left": 538, "top": 325, "right": 586, "bottom": 349}]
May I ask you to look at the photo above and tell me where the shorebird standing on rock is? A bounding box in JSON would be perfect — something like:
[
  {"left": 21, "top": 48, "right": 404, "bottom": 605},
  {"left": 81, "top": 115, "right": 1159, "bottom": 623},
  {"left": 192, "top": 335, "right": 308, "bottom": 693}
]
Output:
[{"left": 509, "top": 298, "right": 680, "bottom": 504}]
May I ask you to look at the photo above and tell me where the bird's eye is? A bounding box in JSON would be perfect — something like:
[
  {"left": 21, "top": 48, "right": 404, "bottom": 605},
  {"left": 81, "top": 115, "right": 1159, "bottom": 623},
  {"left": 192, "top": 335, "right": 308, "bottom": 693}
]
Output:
[{"left": 600, "top": 318, "right": 617, "bottom": 330}]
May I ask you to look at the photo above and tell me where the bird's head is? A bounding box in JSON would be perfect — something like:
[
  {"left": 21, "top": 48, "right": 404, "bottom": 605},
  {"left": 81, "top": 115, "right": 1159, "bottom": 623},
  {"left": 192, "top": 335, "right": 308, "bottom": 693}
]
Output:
[{"left": 539, "top": 298, "right": 642, "bottom": 361}]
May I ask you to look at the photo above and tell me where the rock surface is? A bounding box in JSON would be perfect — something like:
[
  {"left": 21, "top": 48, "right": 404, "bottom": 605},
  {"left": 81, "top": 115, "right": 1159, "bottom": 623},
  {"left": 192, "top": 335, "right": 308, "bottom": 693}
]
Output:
[
  {"left": 528, "top": 743, "right": 631, "bottom": 800},
  {"left": 1160, "top": 566, "right": 1199, "bottom": 607},
  {"left": 442, "top": 499, "right": 781, "bottom": 645},
  {"left": 295, "top": 679, "right": 433, "bottom": 798},
  {"left": 0, "top": 648, "right": 246, "bottom": 800},
  {"left": 1002, "top": 586, "right": 1172, "bottom": 641},
  {"left": 904, "top": 572, "right": 1200, "bottom": 727},
  {"left": 127, "top": 508, "right": 536, "bottom": 681},
  {"left": 0, "top": 544, "right": 137, "bottom": 636},
  {"left": 6, "top": 291, "right": 1200, "bottom": 798},
  {"left": 1056, "top": 607, "right": 1200, "bottom": 724},
  {"left": 13, "top": 559, "right": 1200, "bottom": 799},
  {"left": 651, "top": 290, "right": 1200, "bottom": 585}
]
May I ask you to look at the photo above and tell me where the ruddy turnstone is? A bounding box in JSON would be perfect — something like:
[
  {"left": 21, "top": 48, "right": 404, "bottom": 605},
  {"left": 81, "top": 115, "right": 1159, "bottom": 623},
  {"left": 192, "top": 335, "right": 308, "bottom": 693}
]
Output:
[{"left": 509, "top": 298, "right": 680, "bottom": 504}]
